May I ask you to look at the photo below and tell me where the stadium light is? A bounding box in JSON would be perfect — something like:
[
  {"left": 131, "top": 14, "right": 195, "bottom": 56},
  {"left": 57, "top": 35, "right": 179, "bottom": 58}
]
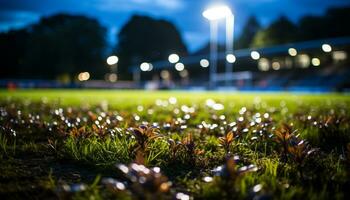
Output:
[
  {"left": 202, "top": 5, "right": 232, "bottom": 20},
  {"left": 175, "top": 62, "right": 185, "bottom": 71},
  {"left": 203, "top": 5, "right": 234, "bottom": 88},
  {"left": 140, "top": 62, "right": 153, "bottom": 72},
  {"left": 200, "top": 59, "right": 209, "bottom": 68},
  {"left": 78, "top": 72, "right": 90, "bottom": 81},
  {"left": 107, "top": 55, "right": 118, "bottom": 65},
  {"left": 311, "top": 58, "right": 321, "bottom": 66},
  {"left": 322, "top": 44, "right": 332, "bottom": 52},
  {"left": 251, "top": 51, "right": 260, "bottom": 60},
  {"left": 226, "top": 54, "right": 236, "bottom": 63},
  {"left": 168, "top": 54, "right": 180, "bottom": 63},
  {"left": 288, "top": 48, "right": 297, "bottom": 56},
  {"left": 272, "top": 62, "right": 281, "bottom": 70}
]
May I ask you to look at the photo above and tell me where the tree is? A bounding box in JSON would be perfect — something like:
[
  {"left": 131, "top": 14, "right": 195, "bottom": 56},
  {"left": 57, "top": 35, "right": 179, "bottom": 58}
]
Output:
[
  {"left": 298, "top": 7, "right": 350, "bottom": 40},
  {"left": 235, "top": 16, "right": 261, "bottom": 49},
  {"left": 116, "top": 15, "right": 188, "bottom": 80},
  {"left": 252, "top": 16, "right": 298, "bottom": 47},
  {"left": 251, "top": 7, "right": 350, "bottom": 48},
  {"left": 322, "top": 7, "right": 350, "bottom": 38},
  {"left": 22, "top": 14, "right": 107, "bottom": 80},
  {"left": 0, "top": 29, "right": 28, "bottom": 79},
  {"left": 298, "top": 16, "right": 325, "bottom": 40}
]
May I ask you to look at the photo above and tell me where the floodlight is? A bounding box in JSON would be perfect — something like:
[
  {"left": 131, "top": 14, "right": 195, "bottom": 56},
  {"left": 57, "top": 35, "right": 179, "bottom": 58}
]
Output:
[{"left": 202, "top": 5, "right": 232, "bottom": 20}]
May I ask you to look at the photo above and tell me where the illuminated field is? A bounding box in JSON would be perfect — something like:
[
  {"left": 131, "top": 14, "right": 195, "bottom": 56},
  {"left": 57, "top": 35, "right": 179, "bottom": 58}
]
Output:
[
  {"left": 2, "top": 89, "right": 349, "bottom": 106},
  {"left": 0, "top": 90, "right": 349, "bottom": 199}
]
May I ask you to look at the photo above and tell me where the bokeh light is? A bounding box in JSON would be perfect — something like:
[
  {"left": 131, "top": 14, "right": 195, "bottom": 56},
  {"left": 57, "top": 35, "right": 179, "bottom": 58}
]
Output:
[
  {"left": 226, "top": 54, "right": 236, "bottom": 63},
  {"left": 288, "top": 48, "right": 297, "bottom": 56},
  {"left": 258, "top": 58, "right": 269, "bottom": 71},
  {"left": 311, "top": 58, "right": 321, "bottom": 66},
  {"left": 297, "top": 54, "right": 310, "bottom": 68},
  {"left": 202, "top": 5, "right": 232, "bottom": 20},
  {"left": 332, "top": 51, "right": 347, "bottom": 61},
  {"left": 179, "top": 69, "right": 188, "bottom": 78},
  {"left": 140, "top": 62, "right": 153, "bottom": 71},
  {"left": 107, "top": 55, "right": 119, "bottom": 65},
  {"left": 160, "top": 70, "right": 170, "bottom": 79},
  {"left": 175, "top": 62, "right": 185, "bottom": 71},
  {"left": 168, "top": 54, "right": 180, "bottom": 63},
  {"left": 322, "top": 44, "right": 332, "bottom": 52},
  {"left": 272, "top": 62, "right": 281, "bottom": 70},
  {"left": 78, "top": 72, "right": 90, "bottom": 81},
  {"left": 108, "top": 73, "right": 117, "bottom": 82},
  {"left": 251, "top": 51, "right": 260, "bottom": 60},
  {"left": 200, "top": 59, "right": 209, "bottom": 68}
]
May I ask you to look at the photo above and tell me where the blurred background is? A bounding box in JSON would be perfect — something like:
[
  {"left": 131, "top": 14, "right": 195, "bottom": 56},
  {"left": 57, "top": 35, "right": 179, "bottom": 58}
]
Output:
[{"left": 0, "top": 0, "right": 350, "bottom": 92}]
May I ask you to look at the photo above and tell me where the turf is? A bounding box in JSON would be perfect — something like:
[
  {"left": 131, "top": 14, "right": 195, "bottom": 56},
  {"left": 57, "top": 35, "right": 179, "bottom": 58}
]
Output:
[
  {"left": 2, "top": 89, "right": 349, "bottom": 106},
  {"left": 0, "top": 89, "right": 350, "bottom": 200}
]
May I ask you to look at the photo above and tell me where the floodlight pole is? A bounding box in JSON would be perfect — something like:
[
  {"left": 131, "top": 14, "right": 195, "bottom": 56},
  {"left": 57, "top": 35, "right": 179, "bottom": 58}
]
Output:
[
  {"left": 225, "top": 15, "right": 234, "bottom": 86},
  {"left": 203, "top": 5, "right": 233, "bottom": 89},
  {"left": 209, "top": 20, "right": 218, "bottom": 89}
]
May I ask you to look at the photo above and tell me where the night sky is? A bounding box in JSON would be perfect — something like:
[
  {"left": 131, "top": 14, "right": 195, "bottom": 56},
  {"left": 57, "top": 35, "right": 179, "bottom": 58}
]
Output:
[{"left": 1, "top": 0, "right": 349, "bottom": 52}]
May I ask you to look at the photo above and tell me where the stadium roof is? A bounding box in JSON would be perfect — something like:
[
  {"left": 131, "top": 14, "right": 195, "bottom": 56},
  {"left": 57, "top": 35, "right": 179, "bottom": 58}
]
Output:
[{"left": 130, "top": 36, "right": 350, "bottom": 72}]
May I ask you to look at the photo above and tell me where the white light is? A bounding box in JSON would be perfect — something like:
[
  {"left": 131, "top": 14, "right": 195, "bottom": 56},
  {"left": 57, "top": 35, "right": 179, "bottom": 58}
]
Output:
[
  {"left": 168, "top": 54, "right": 180, "bottom": 63},
  {"left": 175, "top": 62, "right": 185, "bottom": 71},
  {"left": 322, "top": 44, "right": 332, "bottom": 52},
  {"left": 116, "top": 182, "right": 125, "bottom": 190},
  {"left": 118, "top": 164, "right": 129, "bottom": 174},
  {"left": 288, "top": 48, "right": 297, "bottom": 56},
  {"left": 311, "top": 58, "right": 320, "bottom": 66},
  {"left": 107, "top": 55, "right": 118, "bottom": 65},
  {"left": 203, "top": 176, "right": 213, "bottom": 182},
  {"left": 226, "top": 54, "right": 236, "bottom": 63},
  {"left": 153, "top": 167, "right": 161, "bottom": 173},
  {"left": 253, "top": 184, "right": 262, "bottom": 193},
  {"left": 212, "top": 103, "right": 224, "bottom": 110},
  {"left": 148, "top": 63, "right": 153, "bottom": 71},
  {"left": 206, "top": 99, "right": 215, "bottom": 107},
  {"left": 251, "top": 51, "right": 260, "bottom": 60},
  {"left": 200, "top": 59, "right": 209, "bottom": 68},
  {"left": 272, "top": 62, "right": 281, "bottom": 70},
  {"left": 140, "top": 62, "right": 149, "bottom": 71},
  {"left": 202, "top": 5, "right": 232, "bottom": 21},
  {"left": 169, "top": 97, "right": 177, "bottom": 104},
  {"left": 140, "top": 62, "right": 152, "bottom": 71},
  {"left": 176, "top": 192, "right": 190, "bottom": 200}
]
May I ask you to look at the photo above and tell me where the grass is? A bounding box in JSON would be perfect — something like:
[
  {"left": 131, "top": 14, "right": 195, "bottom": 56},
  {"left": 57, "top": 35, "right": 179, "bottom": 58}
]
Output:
[{"left": 0, "top": 89, "right": 350, "bottom": 200}]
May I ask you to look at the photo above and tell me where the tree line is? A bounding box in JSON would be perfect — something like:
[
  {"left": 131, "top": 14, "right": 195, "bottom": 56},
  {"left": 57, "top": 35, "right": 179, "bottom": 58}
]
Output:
[
  {"left": 236, "top": 7, "right": 350, "bottom": 49},
  {"left": 0, "top": 7, "right": 349, "bottom": 81},
  {"left": 0, "top": 14, "right": 187, "bottom": 81}
]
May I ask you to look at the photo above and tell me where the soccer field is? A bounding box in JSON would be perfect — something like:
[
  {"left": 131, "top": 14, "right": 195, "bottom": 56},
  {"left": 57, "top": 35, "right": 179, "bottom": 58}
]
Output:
[
  {"left": 1, "top": 89, "right": 350, "bottom": 199},
  {"left": 1, "top": 89, "right": 349, "bottom": 106}
]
